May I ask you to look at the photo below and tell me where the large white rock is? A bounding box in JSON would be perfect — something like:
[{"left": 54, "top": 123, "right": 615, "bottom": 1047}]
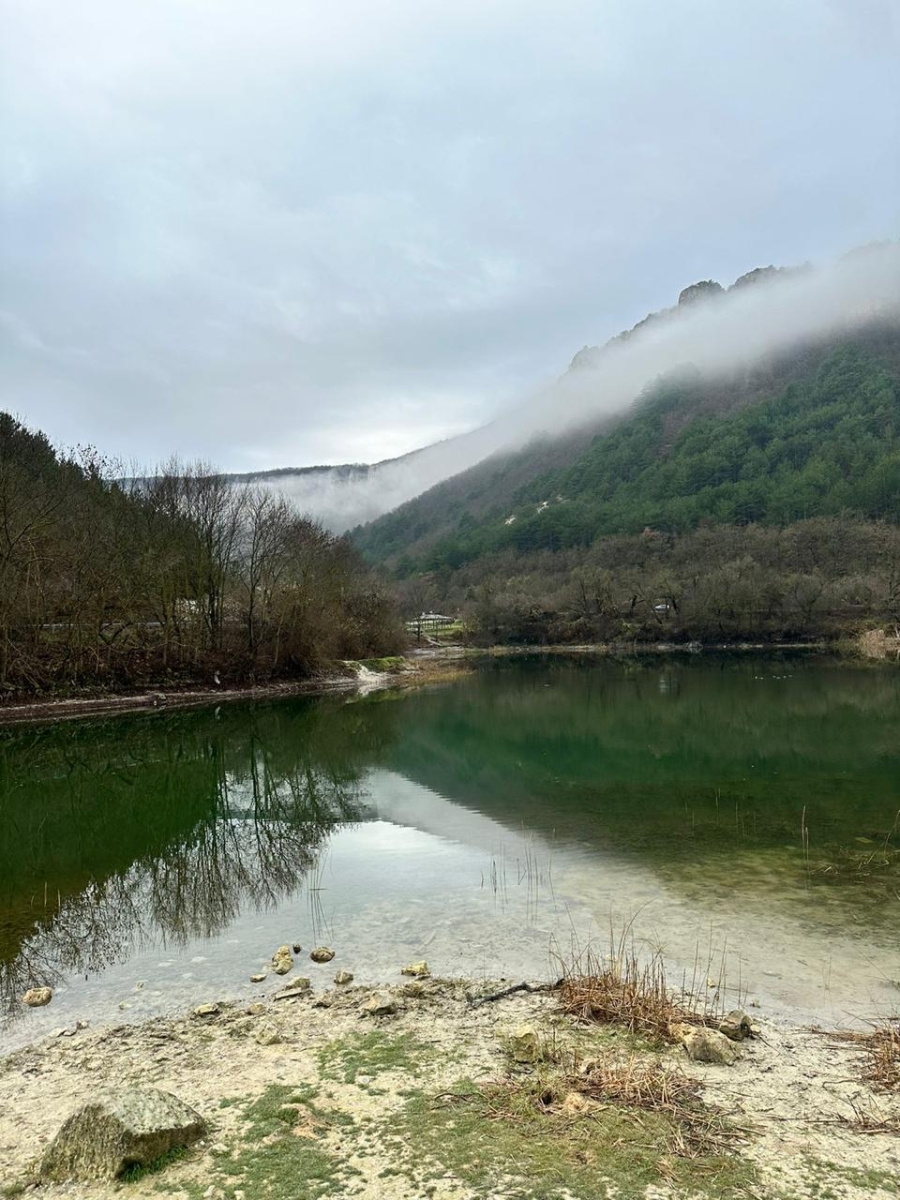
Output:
[{"left": 41, "top": 1088, "right": 207, "bottom": 1181}]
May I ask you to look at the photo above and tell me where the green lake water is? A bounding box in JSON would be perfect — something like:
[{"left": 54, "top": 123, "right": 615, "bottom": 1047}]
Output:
[{"left": 1, "top": 653, "right": 898, "bottom": 1048}]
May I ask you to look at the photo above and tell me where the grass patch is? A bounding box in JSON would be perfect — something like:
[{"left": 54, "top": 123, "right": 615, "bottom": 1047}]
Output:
[
  {"left": 120, "top": 1146, "right": 188, "bottom": 1183},
  {"left": 317, "top": 1030, "right": 425, "bottom": 1086},
  {"left": 169, "top": 1084, "right": 356, "bottom": 1200},
  {"left": 382, "top": 1073, "right": 756, "bottom": 1200}
]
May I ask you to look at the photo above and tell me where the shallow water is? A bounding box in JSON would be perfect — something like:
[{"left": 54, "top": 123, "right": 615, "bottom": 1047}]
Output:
[{"left": 2, "top": 653, "right": 899, "bottom": 1049}]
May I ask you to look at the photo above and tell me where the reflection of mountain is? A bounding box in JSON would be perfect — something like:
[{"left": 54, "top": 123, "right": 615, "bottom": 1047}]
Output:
[
  {"left": 379, "top": 655, "right": 900, "bottom": 855},
  {"left": 0, "top": 699, "right": 394, "bottom": 1021}
]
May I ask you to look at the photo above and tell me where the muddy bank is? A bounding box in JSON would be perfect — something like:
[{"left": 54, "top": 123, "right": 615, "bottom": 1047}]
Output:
[
  {"left": 1, "top": 979, "right": 897, "bottom": 1200},
  {"left": 0, "top": 656, "right": 470, "bottom": 728}
]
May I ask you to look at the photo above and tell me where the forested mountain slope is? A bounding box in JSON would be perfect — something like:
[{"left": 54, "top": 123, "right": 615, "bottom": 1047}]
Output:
[{"left": 355, "top": 323, "right": 900, "bottom": 577}]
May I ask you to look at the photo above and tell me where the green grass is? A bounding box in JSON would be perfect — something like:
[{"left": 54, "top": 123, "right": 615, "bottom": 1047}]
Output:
[
  {"left": 120, "top": 1146, "right": 189, "bottom": 1183},
  {"left": 799, "top": 1156, "right": 900, "bottom": 1198},
  {"left": 157, "top": 1084, "right": 356, "bottom": 1200},
  {"left": 378, "top": 1075, "right": 759, "bottom": 1200},
  {"left": 317, "top": 1030, "right": 426, "bottom": 1086}
]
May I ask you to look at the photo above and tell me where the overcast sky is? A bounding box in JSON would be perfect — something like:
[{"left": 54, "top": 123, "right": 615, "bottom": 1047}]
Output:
[{"left": 2, "top": 1, "right": 897, "bottom": 470}]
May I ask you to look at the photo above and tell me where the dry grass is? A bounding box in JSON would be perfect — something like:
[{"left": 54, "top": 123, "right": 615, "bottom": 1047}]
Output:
[
  {"left": 858, "top": 627, "right": 900, "bottom": 660},
  {"left": 557, "top": 931, "right": 723, "bottom": 1043},
  {"left": 817, "top": 1020, "right": 900, "bottom": 1093}
]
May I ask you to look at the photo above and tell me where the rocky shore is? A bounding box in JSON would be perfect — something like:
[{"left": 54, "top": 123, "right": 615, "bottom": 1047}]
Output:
[{"left": 1, "top": 974, "right": 897, "bottom": 1200}]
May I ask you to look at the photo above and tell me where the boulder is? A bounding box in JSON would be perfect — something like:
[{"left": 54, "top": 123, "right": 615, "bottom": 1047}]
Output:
[
  {"left": 272, "top": 945, "right": 293, "bottom": 975},
  {"left": 361, "top": 991, "right": 398, "bottom": 1017},
  {"left": 41, "top": 1088, "right": 207, "bottom": 1182},
  {"left": 334, "top": 970, "right": 354, "bottom": 985},
  {"left": 249, "top": 973, "right": 267, "bottom": 984},
  {"left": 254, "top": 1023, "right": 281, "bottom": 1047},
  {"left": 678, "top": 1025, "right": 740, "bottom": 1065},
  {"left": 309, "top": 947, "right": 335, "bottom": 964},
  {"left": 282, "top": 976, "right": 311, "bottom": 992},
  {"left": 719, "top": 1009, "right": 754, "bottom": 1041},
  {"left": 23, "top": 987, "right": 53, "bottom": 1008},
  {"left": 401, "top": 961, "right": 431, "bottom": 978}
]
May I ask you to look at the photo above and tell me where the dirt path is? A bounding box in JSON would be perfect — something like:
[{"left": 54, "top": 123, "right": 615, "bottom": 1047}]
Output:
[{"left": 1, "top": 980, "right": 897, "bottom": 1199}]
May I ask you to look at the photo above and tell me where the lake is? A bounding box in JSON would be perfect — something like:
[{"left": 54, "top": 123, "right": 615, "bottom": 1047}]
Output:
[{"left": 2, "top": 652, "right": 898, "bottom": 1050}]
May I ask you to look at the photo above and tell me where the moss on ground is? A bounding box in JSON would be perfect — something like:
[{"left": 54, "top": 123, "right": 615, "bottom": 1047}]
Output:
[
  {"left": 375, "top": 1073, "right": 759, "bottom": 1200},
  {"left": 317, "top": 1029, "right": 426, "bottom": 1087}
]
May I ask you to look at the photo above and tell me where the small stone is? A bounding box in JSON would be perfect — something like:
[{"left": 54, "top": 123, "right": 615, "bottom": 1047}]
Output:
[
  {"left": 249, "top": 973, "right": 267, "bottom": 983},
  {"left": 23, "top": 987, "right": 53, "bottom": 1008},
  {"left": 401, "top": 961, "right": 431, "bottom": 978},
  {"left": 719, "top": 1009, "right": 754, "bottom": 1041},
  {"left": 505, "top": 1025, "right": 541, "bottom": 1064},
  {"left": 309, "top": 947, "right": 335, "bottom": 964},
  {"left": 334, "top": 970, "right": 354, "bottom": 985},
  {"left": 246, "top": 1003, "right": 265, "bottom": 1016},
  {"left": 679, "top": 1025, "right": 741, "bottom": 1065},
  {"left": 282, "top": 976, "right": 311, "bottom": 992},
  {"left": 40, "top": 1087, "right": 207, "bottom": 1181},
  {"left": 362, "top": 991, "right": 398, "bottom": 1017},
  {"left": 292, "top": 943, "right": 302, "bottom": 954},
  {"left": 272, "top": 945, "right": 293, "bottom": 975},
  {"left": 254, "top": 1023, "right": 281, "bottom": 1046},
  {"left": 192, "top": 1003, "right": 219, "bottom": 1018}
]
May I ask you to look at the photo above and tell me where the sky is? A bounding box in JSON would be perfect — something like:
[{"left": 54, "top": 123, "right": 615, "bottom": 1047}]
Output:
[{"left": 1, "top": 1, "right": 898, "bottom": 471}]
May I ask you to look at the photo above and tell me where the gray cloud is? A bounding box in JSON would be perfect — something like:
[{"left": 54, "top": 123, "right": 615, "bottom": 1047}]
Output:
[{"left": 1, "top": 0, "right": 898, "bottom": 469}]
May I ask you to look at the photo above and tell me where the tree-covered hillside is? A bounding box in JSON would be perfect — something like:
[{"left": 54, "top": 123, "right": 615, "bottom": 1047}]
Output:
[{"left": 355, "top": 330, "right": 900, "bottom": 578}]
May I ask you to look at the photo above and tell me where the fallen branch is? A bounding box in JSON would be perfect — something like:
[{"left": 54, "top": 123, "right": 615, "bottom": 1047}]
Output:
[{"left": 466, "top": 980, "right": 561, "bottom": 1008}]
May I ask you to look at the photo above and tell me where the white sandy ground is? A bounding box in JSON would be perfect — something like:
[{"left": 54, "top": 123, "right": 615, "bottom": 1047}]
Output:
[{"left": 0, "top": 980, "right": 897, "bottom": 1200}]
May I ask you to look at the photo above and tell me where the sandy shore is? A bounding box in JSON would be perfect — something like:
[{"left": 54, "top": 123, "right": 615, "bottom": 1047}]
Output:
[{"left": 1, "top": 978, "right": 897, "bottom": 1200}]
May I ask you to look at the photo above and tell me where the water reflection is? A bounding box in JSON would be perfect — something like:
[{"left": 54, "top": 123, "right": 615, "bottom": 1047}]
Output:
[
  {"left": 1, "top": 654, "right": 899, "bottom": 1039},
  {"left": 0, "top": 700, "right": 381, "bottom": 1023}
]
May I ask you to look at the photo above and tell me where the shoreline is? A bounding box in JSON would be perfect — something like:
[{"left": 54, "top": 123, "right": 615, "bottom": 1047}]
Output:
[
  {"left": 0, "top": 637, "right": 880, "bottom": 729},
  {"left": 1, "top": 976, "right": 897, "bottom": 1199}
]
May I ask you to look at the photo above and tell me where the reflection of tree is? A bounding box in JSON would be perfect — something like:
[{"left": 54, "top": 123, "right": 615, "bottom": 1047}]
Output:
[{"left": 0, "top": 696, "right": 397, "bottom": 1024}]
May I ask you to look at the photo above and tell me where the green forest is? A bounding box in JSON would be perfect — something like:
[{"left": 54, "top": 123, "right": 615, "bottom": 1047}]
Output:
[
  {"left": 371, "top": 344, "right": 900, "bottom": 573},
  {"left": 353, "top": 332, "right": 900, "bottom": 645}
]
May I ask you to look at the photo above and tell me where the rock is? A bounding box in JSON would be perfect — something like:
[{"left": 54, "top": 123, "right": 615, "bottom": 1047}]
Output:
[
  {"left": 254, "top": 1023, "right": 281, "bottom": 1046},
  {"left": 41, "top": 1087, "right": 207, "bottom": 1182},
  {"left": 23, "top": 987, "right": 53, "bottom": 1008},
  {"left": 249, "top": 973, "right": 267, "bottom": 983},
  {"left": 361, "top": 991, "right": 398, "bottom": 1017},
  {"left": 292, "top": 943, "right": 302, "bottom": 954},
  {"left": 719, "top": 1009, "right": 754, "bottom": 1041},
  {"left": 272, "top": 945, "right": 293, "bottom": 975},
  {"left": 401, "top": 961, "right": 431, "bottom": 978},
  {"left": 678, "top": 1025, "right": 741, "bottom": 1065},
  {"left": 191, "top": 1003, "right": 219, "bottom": 1018},
  {"left": 334, "top": 970, "right": 354, "bottom": 985},
  {"left": 282, "top": 976, "right": 311, "bottom": 992},
  {"left": 309, "top": 947, "right": 335, "bottom": 964},
  {"left": 506, "top": 1025, "right": 541, "bottom": 1064},
  {"left": 246, "top": 1003, "right": 266, "bottom": 1016}
]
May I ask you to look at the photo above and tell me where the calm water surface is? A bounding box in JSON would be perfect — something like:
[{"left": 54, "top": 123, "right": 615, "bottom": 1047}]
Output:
[{"left": 2, "top": 654, "right": 898, "bottom": 1049}]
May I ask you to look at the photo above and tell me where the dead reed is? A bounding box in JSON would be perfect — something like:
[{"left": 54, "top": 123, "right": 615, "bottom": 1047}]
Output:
[
  {"left": 556, "top": 926, "right": 720, "bottom": 1042},
  {"left": 818, "top": 1020, "right": 900, "bottom": 1093}
]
